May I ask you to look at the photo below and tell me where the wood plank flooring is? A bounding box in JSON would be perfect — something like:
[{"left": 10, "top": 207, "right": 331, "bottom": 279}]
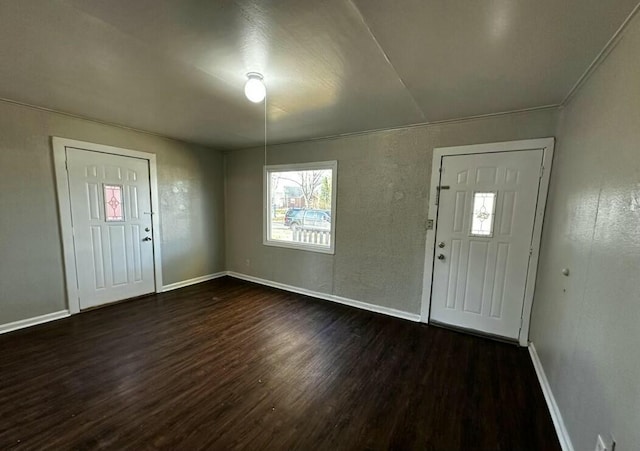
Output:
[{"left": 0, "top": 277, "right": 560, "bottom": 450}]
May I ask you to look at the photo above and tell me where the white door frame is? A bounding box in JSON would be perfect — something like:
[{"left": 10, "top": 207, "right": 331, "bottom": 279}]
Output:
[
  {"left": 52, "top": 137, "right": 163, "bottom": 314},
  {"left": 420, "top": 138, "right": 554, "bottom": 346}
]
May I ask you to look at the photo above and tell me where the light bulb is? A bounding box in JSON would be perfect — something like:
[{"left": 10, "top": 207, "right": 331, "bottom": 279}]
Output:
[{"left": 244, "top": 73, "right": 266, "bottom": 103}]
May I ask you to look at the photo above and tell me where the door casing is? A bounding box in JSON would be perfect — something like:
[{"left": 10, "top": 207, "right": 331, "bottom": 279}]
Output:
[
  {"left": 52, "top": 137, "right": 163, "bottom": 314},
  {"left": 420, "top": 138, "right": 554, "bottom": 346}
]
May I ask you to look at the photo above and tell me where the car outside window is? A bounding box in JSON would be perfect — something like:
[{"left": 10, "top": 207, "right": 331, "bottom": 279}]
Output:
[{"left": 264, "top": 161, "right": 337, "bottom": 254}]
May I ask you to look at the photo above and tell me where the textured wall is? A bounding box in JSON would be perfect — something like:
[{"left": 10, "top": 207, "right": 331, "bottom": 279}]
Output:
[
  {"left": 0, "top": 101, "right": 225, "bottom": 325},
  {"left": 530, "top": 13, "right": 640, "bottom": 451},
  {"left": 225, "top": 108, "right": 557, "bottom": 314}
]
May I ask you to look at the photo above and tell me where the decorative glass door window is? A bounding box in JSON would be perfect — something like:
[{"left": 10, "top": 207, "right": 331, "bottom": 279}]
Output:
[
  {"left": 470, "top": 191, "right": 496, "bottom": 237},
  {"left": 104, "top": 184, "right": 124, "bottom": 221}
]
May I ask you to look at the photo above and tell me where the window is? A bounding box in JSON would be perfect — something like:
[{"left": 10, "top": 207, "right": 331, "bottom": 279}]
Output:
[
  {"left": 264, "top": 161, "right": 337, "bottom": 253},
  {"left": 470, "top": 191, "right": 496, "bottom": 237},
  {"left": 104, "top": 184, "right": 124, "bottom": 221}
]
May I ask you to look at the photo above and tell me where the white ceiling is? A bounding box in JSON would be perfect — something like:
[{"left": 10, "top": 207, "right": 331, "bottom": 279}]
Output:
[{"left": 0, "top": 0, "right": 637, "bottom": 149}]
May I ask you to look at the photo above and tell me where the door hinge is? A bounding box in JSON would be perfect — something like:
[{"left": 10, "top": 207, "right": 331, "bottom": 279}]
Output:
[
  {"left": 529, "top": 247, "right": 533, "bottom": 256},
  {"left": 65, "top": 160, "right": 69, "bottom": 171},
  {"left": 539, "top": 165, "right": 544, "bottom": 179}
]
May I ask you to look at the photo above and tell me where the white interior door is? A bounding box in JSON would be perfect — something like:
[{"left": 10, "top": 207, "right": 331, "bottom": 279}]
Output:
[
  {"left": 66, "top": 148, "right": 155, "bottom": 309},
  {"left": 430, "top": 150, "right": 543, "bottom": 339}
]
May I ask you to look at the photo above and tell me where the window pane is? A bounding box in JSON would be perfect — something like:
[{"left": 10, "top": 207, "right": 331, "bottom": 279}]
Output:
[
  {"left": 470, "top": 192, "right": 496, "bottom": 237},
  {"left": 104, "top": 184, "right": 124, "bottom": 221},
  {"left": 268, "top": 167, "right": 333, "bottom": 249}
]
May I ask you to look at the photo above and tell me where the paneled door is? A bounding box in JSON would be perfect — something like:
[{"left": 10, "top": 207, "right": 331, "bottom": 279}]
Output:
[
  {"left": 430, "top": 150, "right": 543, "bottom": 339},
  {"left": 66, "top": 148, "right": 155, "bottom": 309}
]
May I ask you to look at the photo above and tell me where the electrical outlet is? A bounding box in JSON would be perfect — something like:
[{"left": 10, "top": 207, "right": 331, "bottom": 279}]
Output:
[
  {"left": 595, "top": 435, "right": 607, "bottom": 451},
  {"left": 595, "top": 434, "right": 616, "bottom": 451}
]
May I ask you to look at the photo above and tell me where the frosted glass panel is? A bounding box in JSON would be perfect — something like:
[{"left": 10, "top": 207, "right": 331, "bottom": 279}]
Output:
[
  {"left": 104, "top": 184, "right": 124, "bottom": 222},
  {"left": 470, "top": 192, "right": 496, "bottom": 237}
]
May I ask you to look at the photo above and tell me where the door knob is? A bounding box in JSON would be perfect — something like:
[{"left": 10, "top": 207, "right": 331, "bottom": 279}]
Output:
[
  {"left": 437, "top": 254, "right": 445, "bottom": 260},
  {"left": 143, "top": 236, "right": 152, "bottom": 242},
  {"left": 438, "top": 241, "right": 445, "bottom": 248}
]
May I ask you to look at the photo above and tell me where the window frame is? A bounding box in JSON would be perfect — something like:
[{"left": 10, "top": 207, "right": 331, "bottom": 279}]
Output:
[{"left": 263, "top": 160, "right": 337, "bottom": 254}]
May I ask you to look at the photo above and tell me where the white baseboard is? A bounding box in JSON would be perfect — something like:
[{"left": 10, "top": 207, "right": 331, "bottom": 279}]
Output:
[
  {"left": 162, "top": 271, "right": 227, "bottom": 292},
  {"left": 0, "top": 310, "right": 70, "bottom": 335},
  {"left": 529, "top": 342, "right": 574, "bottom": 451},
  {"left": 227, "top": 271, "right": 421, "bottom": 322}
]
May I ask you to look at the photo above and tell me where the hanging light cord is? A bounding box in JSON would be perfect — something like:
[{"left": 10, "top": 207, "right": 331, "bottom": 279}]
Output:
[{"left": 264, "top": 91, "right": 267, "bottom": 166}]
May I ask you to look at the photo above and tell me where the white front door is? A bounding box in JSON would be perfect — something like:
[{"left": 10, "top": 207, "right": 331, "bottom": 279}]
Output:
[
  {"left": 66, "top": 148, "right": 155, "bottom": 309},
  {"left": 430, "top": 150, "right": 543, "bottom": 339}
]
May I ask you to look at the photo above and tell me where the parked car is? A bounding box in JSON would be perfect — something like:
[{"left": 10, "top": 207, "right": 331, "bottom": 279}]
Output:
[
  {"left": 288, "top": 209, "right": 331, "bottom": 232},
  {"left": 284, "top": 208, "right": 305, "bottom": 227}
]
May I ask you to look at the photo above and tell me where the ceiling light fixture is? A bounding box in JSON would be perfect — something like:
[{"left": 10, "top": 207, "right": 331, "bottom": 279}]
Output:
[{"left": 244, "top": 72, "right": 266, "bottom": 103}]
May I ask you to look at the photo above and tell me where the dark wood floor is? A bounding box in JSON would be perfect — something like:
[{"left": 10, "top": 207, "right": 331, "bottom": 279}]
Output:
[{"left": 0, "top": 277, "right": 559, "bottom": 450}]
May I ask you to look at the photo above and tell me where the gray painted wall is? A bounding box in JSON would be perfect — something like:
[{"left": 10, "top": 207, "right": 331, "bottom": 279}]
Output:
[
  {"left": 0, "top": 101, "right": 225, "bottom": 325},
  {"left": 225, "top": 108, "right": 557, "bottom": 314},
  {"left": 530, "top": 13, "right": 640, "bottom": 451}
]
